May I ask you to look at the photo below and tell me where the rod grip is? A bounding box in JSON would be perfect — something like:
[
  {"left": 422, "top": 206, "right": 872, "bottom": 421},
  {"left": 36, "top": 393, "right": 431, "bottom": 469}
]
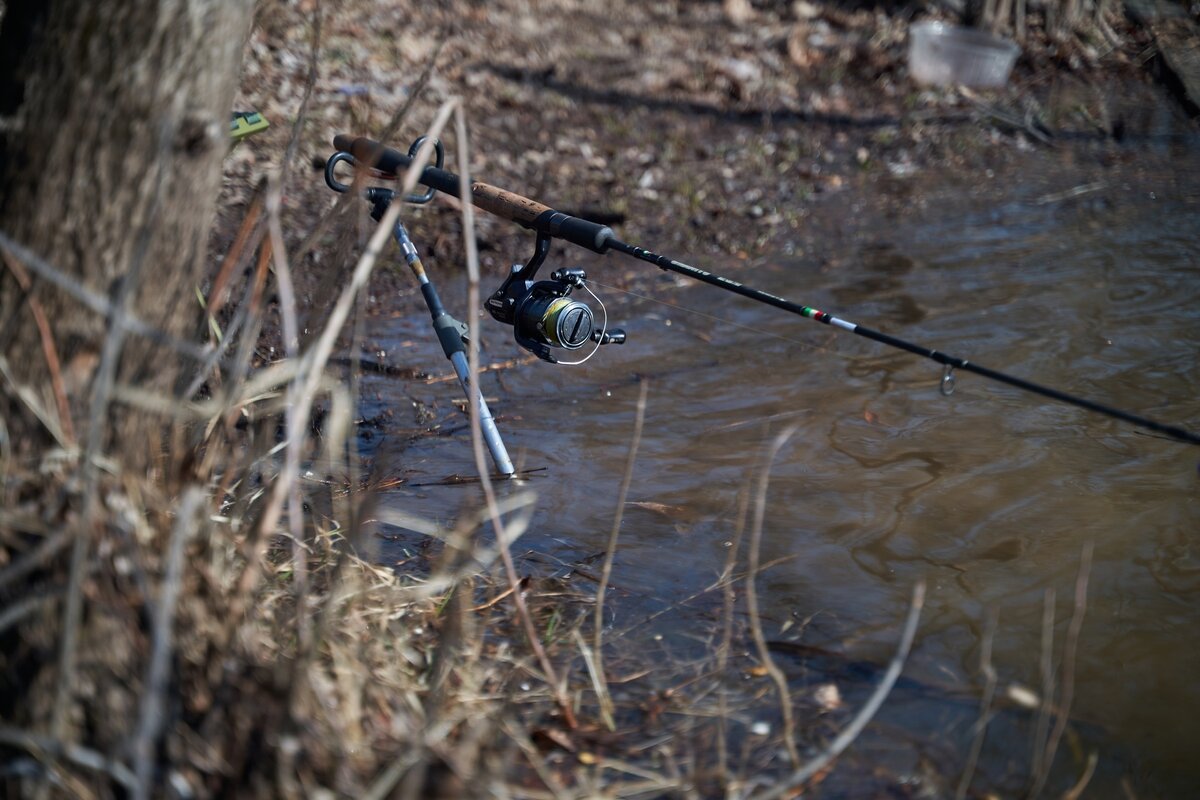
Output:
[{"left": 470, "top": 182, "right": 551, "bottom": 226}]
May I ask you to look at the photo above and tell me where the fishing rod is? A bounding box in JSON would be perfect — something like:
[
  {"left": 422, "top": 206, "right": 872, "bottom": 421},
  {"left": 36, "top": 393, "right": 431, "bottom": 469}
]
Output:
[{"left": 327, "top": 133, "right": 1200, "bottom": 448}]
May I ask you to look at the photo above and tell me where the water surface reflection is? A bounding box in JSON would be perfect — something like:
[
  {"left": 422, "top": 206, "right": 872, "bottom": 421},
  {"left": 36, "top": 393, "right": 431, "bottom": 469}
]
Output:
[{"left": 366, "top": 161, "right": 1199, "bottom": 795}]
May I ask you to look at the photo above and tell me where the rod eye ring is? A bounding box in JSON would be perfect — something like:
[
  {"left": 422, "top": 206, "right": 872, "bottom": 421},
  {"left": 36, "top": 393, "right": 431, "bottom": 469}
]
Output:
[{"left": 940, "top": 364, "right": 956, "bottom": 396}]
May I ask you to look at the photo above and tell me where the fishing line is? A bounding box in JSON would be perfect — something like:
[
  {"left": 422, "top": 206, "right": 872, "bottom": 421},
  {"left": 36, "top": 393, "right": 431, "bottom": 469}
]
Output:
[{"left": 587, "top": 278, "right": 843, "bottom": 358}]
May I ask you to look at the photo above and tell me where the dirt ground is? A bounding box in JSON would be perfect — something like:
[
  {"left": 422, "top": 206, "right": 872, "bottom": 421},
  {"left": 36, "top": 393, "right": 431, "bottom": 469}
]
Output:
[{"left": 223, "top": 0, "right": 1189, "bottom": 333}]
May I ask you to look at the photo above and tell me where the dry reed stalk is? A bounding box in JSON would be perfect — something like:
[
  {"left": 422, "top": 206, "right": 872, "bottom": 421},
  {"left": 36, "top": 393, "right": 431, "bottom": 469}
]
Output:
[
  {"left": 1029, "top": 541, "right": 1094, "bottom": 799},
  {"left": 222, "top": 99, "right": 458, "bottom": 641},
  {"left": 593, "top": 379, "right": 649, "bottom": 730},
  {"left": 983, "top": 0, "right": 1000, "bottom": 33},
  {"left": 743, "top": 425, "right": 801, "bottom": 768},
  {"left": 751, "top": 580, "right": 926, "bottom": 800},
  {"left": 265, "top": 177, "right": 312, "bottom": 651},
  {"left": 1062, "top": 750, "right": 1098, "bottom": 800},
  {"left": 451, "top": 100, "right": 577, "bottom": 729},
  {"left": 206, "top": 183, "right": 265, "bottom": 320},
  {"left": 2, "top": 250, "right": 75, "bottom": 445},
  {"left": 213, "top": 235, "right": 274, "bottom": 423},
  {"left": 0, "top": 354, "right": 70, "bottom": 450},
  {"left": 716, "top": 483, "right": 752, "bottom": 790},
  {"left": 955, "top": 607, "right": 1000, "bottom": 800},
  {"left": 1029, "top": 587, "right": 1056, "bottom": 786},
  {"left": 995, "top": 0, "right": 1014, "bottom": 36}
]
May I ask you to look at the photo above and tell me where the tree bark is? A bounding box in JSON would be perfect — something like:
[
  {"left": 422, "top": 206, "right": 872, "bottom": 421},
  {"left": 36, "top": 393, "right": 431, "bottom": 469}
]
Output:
[{"left": 0, "top": 0, "right": 254, "bottom": 466}]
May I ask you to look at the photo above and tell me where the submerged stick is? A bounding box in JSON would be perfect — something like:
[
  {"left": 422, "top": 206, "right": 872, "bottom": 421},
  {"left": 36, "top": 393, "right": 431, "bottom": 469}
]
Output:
[
  {"left": 745, "top": 426, "right": 801, "bottom": 769},
  {"left": 751, "top": 580, "right": 926, "bottom": 800}
]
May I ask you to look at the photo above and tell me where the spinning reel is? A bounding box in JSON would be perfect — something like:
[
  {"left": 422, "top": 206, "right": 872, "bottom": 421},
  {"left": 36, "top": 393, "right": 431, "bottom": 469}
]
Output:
[{"left": 486, "top": 232, "right": 626, "bottom": 363}]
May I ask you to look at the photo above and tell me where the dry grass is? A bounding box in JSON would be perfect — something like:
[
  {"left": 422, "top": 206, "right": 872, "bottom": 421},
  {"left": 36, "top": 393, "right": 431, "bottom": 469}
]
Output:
[{"left": 0, "top": 139, "right": 932, "bottom": 794}]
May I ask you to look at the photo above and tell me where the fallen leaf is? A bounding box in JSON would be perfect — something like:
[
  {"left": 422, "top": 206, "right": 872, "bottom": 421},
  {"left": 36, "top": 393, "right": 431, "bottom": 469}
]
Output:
[{"left": 627, "top": 501, "right": 687, "bottom": 517}]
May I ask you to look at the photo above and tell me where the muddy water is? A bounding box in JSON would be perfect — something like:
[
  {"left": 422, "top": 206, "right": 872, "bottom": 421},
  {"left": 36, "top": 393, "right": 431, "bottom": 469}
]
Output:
[{"left": 359, "top": 151, "right": 1199, "bottom": 794}]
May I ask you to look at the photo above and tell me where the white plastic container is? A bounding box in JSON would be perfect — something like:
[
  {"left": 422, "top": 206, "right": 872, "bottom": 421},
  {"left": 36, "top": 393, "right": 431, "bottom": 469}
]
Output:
[{"left": 908, "top": 21, "right": 1020, "bottom": 88}]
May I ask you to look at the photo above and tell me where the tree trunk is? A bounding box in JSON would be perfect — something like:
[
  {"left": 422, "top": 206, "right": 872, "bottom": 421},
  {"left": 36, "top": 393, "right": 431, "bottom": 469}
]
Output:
[{"left": 0, "top": 0, "right": 254, "bottom": 467}]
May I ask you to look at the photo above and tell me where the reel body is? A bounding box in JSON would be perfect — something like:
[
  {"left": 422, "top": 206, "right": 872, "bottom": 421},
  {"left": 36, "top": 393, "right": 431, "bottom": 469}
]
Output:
[{"left": 486, "top": 235, "right": 625, "bottom": 362}]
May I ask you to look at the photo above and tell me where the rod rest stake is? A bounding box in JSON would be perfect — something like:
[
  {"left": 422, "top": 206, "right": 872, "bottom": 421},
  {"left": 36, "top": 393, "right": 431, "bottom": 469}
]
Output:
[{"left": 422, "top": 284, "right": 469, "bottom": 359}]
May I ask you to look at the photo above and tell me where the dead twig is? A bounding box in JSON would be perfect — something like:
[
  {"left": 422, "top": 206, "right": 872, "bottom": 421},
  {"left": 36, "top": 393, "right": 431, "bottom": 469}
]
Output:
[
  {"left": 2, "top": 250, "right": 75, "bottom": 444},
  {"left": 206, "top": 182, "right": 265, "bottom": 321},
  {"left": 286, "top": 34, "right": 445, "bottom": 270},
  {"left": 0, "top": 232, "right": 210, "bottom": 361},
  {"left": 280, "top": 0, "right": 322, "bottom": 185},
  {"left": 1062, "top": 750, "right": 1099, "bottom": 800},
  {"left": 0, "top": 725, "right": 137, "bottom": 790},
  {"left": 0, "top": 591, "right": 60, "bottom": 636},
  {"left": 452, "top": 100, "right": 576, "bottom": 728},
  {"left": 593, "top": 379, "right": 648, "bottom": 730},
  {"left": 0, "top": 529, "right": 69, "bottom": 593},
  {"left": 956, "top": 607, "right": 1000, "bottom": 800}
]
